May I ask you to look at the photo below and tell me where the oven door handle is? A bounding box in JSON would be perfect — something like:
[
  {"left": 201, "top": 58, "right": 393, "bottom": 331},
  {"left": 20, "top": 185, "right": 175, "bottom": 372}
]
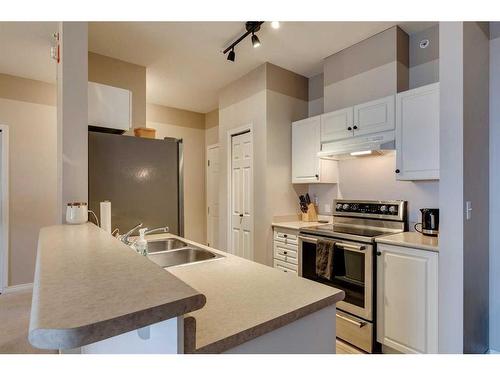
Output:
[
  {"left": 336, "top": 312, "right": 367, "bottom": 328},
  {"left": 298, "top": 236, "right": 366, "bottom": 252}
]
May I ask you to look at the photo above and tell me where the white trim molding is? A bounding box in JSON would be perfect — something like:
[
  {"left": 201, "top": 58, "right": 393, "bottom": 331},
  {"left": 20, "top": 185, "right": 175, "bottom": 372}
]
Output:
[
  {"left": 0, "top": 124, "right": 9, "bottom": 293},
  {"left": 2, "top": 283, "right": 33, "bottom": 295}
]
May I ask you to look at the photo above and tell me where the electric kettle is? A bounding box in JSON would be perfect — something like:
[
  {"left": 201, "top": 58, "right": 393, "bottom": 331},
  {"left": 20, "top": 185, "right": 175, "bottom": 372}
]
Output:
[{"left": 415, "top": 208, "right": 439, "bottom": 237}]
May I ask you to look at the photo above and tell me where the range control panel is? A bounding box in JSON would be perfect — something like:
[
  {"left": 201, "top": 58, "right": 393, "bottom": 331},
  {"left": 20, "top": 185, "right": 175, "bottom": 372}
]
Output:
[{"left": 333, "top": 200, "right": 407, "bottom": 221}]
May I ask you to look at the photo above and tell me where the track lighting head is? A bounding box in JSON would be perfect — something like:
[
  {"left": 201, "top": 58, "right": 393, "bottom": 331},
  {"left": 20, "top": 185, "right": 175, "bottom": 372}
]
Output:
[
  {"left": 251, "top": 33, "right": 261, "bottom": 48},
  {"left": 227, "top": 49, "right": 235, "bottom": 62}
]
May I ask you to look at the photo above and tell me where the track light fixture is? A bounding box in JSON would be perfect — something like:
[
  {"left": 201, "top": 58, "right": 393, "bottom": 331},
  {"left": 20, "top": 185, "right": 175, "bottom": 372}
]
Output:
[
  {"left": 251, "top": 32, "right": 261, "bottom": 48},
  {"left": 223, "top": 21, "right": 264, "bottom": 62}
]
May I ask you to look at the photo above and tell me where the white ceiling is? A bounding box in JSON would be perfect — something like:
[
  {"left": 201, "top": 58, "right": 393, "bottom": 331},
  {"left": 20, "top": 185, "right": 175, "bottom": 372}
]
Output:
[{"left": 0, "top": 21, "right": 436, "bottom": 113}]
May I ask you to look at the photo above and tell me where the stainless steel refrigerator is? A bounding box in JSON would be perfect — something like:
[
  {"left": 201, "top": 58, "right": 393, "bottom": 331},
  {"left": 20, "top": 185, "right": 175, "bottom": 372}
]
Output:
[{"left": 88, "top": 131, "right": 183, "bottom": 236}]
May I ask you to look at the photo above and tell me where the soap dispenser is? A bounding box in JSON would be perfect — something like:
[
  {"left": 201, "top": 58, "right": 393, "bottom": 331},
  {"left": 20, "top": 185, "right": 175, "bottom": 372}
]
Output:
[{"left": 134, "top": 228, "right": 149, "bottom": 256}]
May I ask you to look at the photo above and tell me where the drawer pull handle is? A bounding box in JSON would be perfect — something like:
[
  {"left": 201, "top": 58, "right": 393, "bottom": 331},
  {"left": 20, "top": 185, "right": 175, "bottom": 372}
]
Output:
[{"left": 336, "top": 313, "right": 366, "bottom": 328}]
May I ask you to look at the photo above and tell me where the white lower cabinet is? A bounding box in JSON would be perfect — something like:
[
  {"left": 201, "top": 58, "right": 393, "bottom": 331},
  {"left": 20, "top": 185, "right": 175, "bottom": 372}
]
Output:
[
  {"left": 376, "top": 244, "right": 438, "bottom": 354},
  {"left": 272, "top": 228, "right": 299, "bottom": 275}
]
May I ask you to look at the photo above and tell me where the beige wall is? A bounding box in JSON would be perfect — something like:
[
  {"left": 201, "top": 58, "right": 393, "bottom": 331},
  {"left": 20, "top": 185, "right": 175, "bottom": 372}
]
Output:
[
  {"left": 218, "top": 62, "right": 308, "bottom": 266},
  {"left": 323, "top": 26, "right": 409, "bottom": 112},
  {"left": 205, "top": 109, "right": 219, "bottom": 147},
  {"left": 0, "top": 75, "right": 58, "bottom": 286},
  {"left": 88, "top": 52, "right": 146, "bottom": 128},
  {"left": 146, "top": 103, "right": 207, "bottom": 244},
  {"left": 308, "top": 151, "right": 439, "bottom": 226}
]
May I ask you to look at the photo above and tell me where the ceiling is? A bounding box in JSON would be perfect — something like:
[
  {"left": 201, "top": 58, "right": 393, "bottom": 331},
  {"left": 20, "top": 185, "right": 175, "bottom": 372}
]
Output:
[{"left": 0, "top": 21, "right": 436, "bottom": 113}]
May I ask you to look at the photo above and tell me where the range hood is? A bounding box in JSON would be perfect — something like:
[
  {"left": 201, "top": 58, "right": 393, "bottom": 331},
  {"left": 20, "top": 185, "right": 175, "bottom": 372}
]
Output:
[{"left": 317, "top": 130, "right": 395, "bottom": 160}]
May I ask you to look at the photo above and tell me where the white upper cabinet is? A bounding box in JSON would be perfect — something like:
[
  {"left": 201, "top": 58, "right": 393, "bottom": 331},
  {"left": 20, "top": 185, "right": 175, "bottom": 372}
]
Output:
[
  {"left": 353, "top": 95, "right": 395, "bottom": 136},
  {"left": 319, "top": 95, "right": 395, "bottom": 144},
  {"left": 377, "top": 244, "right": 438, "bottom": 354},
  {"left": 88, "top": 82, "right": 132, "bottom": 132},
  {"left": 292, "top": 116, "right": 338, "bottom": 184},
  {"left": 320, "top": 107, "right": 354, "bottom": 142},
  {"left": 395, "top": 83, "right": 440, "bottom": 180}
]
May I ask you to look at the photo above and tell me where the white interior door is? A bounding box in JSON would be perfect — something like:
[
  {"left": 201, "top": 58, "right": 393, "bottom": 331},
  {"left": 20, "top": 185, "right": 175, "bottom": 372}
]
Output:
[
  {"left": 206, "top": 145, "right": 220, "bottom": 248},
  {"left": 230, "top": 131, "right": 253, "bottom": 260}
]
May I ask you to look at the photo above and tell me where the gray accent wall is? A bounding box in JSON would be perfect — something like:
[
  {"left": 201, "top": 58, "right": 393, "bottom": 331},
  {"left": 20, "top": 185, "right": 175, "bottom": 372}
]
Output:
[
  {"left": 463, "top": 21, "right": 489, "bottom": 354},
  {"left": 490, "top": 21, "right": 500, "bottom": 352},
  {"left": 308, "top": 73, "right": 323, "bottom": 116},
  {"left": 409, "top": 25, "right": 440, "bottom": 89},
  {"left": 439, "top": 21, "right": 490, "bottom": 354},
  {"left": 323, "top": 26, "right": 409, "bottom": 112}
]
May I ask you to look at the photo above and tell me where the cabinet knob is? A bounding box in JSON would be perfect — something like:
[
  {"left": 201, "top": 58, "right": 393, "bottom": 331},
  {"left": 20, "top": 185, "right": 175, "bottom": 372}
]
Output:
[
  {"left": 347, "top": 127, "right": 352, "bottom": 131},
  {"left": 284, "top": 251, "right": 288, "bottom": 255},
  {"left": 353, "top": 125, "right": 358, "bottom": 130},
  {"left": 239, "top": 213, "right": 244, "bottom": 217},
  {"left": 315, "top": 174, "right": 319, "bottom": 179},
  {"left": 395, "top": 169, "right": 400, "bottom": 174},
  {"left": 376, "top": 251, "right": 382, "bottom": 256},
  {"left": 283, "top": 234, "right": 288, "bottom": 238}
]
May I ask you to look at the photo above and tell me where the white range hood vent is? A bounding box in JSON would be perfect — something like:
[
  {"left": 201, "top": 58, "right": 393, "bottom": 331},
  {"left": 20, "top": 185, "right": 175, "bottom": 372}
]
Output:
[{"left": 317, "top": 131, "right": 395, "bottom": 160}]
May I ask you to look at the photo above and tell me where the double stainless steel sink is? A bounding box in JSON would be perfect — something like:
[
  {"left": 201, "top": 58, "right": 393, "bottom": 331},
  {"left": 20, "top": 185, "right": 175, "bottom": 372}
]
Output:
[{"left": 146, "top": 238, "right": 224, "bottom": 268}]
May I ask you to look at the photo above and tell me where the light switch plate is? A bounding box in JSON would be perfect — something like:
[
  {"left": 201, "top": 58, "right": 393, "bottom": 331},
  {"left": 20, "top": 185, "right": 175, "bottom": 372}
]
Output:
[{"left": 465, "top": 201, "right": 472, "bottom": 220}]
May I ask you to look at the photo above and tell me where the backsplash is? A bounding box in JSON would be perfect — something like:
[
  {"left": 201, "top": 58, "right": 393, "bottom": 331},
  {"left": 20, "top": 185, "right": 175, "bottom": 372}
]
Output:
[{"left": 308, "top": 151, "right": 439, "bottom": 229}]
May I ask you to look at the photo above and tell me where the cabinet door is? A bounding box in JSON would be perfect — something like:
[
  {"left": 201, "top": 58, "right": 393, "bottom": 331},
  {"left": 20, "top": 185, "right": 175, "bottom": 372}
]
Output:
[
  {"left": 320, "top": 107, "right": 354, "bottom": 142},
  {"left": 353, "top": 95, "right": 395, "bottom": 136},
  {"left": 396, "top": 83, "right": 440, "bottom": 180},
  {"left": 88, "top": 82, "right": 132, "bottom": 131},
  {"left": 377, "top": 244, "right": 438, "bottom": 354},
  {"left": 292, "top": 116, "right": 321, "bottom": 183}
]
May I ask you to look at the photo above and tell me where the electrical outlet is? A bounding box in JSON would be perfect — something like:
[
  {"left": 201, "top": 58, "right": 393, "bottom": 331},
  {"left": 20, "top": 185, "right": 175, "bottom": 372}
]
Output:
[
  {"left": 465, "top": 201, "right": 472, "bottom": 220},
  {"left": 324, "top": 204, "right": 332, "bottom": 213}
]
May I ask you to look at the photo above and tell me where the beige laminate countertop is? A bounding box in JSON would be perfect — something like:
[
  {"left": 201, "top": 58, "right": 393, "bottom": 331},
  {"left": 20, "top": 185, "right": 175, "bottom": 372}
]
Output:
[
  {"left": 375, "top": 232, "right": 439, "bottom": 252},
  {"left": 28, "top": 224, "right": 206, "bottom": 350},
  {"left": 272, "top": 221, "right": 330, "bottom": 230},
  {"left": 149, "top": 234, "right": 345, "bottom": 354}
]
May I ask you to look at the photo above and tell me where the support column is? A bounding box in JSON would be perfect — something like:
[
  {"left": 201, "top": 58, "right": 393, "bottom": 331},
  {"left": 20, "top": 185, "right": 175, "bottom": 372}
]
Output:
[{"left": 57, "top": 22, "right": 88, "bottom": 222}]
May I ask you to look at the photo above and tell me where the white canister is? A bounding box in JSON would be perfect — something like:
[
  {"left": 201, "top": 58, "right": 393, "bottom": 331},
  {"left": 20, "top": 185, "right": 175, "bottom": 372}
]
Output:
[{"left": 66, "top": 202, "right": 88, "bottom": 225}]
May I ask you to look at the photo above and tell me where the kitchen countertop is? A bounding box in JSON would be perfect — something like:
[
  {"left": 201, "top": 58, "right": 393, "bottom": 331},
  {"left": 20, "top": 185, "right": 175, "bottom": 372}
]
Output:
[
  {"left": 147, "top": 233, "right": 345, "bottom": 353},
  {"left": 28, "top": 224, "right": 206, "bottom": 350},
  {"left": 272, "top": 220, "right": 331, "bottom": 230},
  {"left": 375, "top": 232, "right": 439, "bottom": 252}
]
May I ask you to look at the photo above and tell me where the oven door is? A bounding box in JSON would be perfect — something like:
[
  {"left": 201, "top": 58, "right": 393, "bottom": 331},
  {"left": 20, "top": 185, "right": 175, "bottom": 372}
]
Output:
[{"left": 299, "top": 235, "right": 373, "bottom": 321}]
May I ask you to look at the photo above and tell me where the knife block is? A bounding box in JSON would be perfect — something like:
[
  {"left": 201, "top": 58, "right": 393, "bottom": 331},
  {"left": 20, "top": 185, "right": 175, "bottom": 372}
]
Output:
[{"left": 301, "top": 203, "right": 318, "bottom": 222}]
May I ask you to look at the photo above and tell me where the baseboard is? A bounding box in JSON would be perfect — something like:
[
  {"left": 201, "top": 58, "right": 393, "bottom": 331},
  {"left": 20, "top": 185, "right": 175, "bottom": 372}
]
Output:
[{"left": 1, "top": 283, "right": 33, "bottom": 294}]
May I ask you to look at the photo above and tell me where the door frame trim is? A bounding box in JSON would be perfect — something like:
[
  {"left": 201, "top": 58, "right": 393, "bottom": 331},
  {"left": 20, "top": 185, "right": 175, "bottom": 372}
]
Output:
[
  {"left": 0, "top": 124, "right": 10, "bottom": 293},
  {"left": 226, "top": 124, "right": 253, "bottom": 257},
  {"left": 206, "top": 143, "right": 219, "bottom": 247}
]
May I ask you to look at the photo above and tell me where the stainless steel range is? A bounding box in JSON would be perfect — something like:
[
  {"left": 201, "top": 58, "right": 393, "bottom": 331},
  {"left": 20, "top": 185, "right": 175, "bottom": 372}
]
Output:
[{"left": 298, "top": 199, "right": 407, "bottom": 353}]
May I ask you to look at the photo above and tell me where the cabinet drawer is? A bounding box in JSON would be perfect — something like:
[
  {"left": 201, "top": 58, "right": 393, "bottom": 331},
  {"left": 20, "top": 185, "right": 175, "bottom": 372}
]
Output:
[
  {"left": 336, "top": 310, "right": 373, "bottom": 353},
  {"left": 273, "top": 259, "right": 298, "bottom": 275},
  {"left": 273, "top": 242, "right": 298, "bottom": 264},
  {"left": 273, "top": 229, "right": 298, "bottom": 245}
]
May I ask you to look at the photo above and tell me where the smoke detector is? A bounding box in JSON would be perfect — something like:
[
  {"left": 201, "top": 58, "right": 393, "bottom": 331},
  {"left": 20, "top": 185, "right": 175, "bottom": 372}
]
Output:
[{"left": 419, "top": 39, "right": 430, "bottom": 49}]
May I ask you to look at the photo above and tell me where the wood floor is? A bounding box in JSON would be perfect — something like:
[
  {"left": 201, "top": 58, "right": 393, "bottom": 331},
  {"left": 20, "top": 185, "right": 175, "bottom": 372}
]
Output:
[{"left": 0, "top": 290, "right": 56, "bottom": 354}]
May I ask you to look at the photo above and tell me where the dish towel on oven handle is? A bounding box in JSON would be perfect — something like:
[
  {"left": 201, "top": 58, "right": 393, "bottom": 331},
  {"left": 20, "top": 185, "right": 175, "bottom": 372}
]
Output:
[{"left": 316, "top": 239, "right": 335, "bottom": 280}]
